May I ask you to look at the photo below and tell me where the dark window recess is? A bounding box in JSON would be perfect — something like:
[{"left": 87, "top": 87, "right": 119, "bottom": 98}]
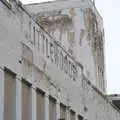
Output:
[
  {"left": 70, "top": 110, "right": 75, "bottom": 120},
  {"left": 78, "top": 115, "right": 83, "bottom": 120},
  {"left": 60, "top": 103, "right": 66, "bottom": 120}
]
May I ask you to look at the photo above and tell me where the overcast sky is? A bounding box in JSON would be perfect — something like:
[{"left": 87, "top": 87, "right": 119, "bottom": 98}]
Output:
[{"left": 21, "top": 0, "right": 120, "bottom": 94}]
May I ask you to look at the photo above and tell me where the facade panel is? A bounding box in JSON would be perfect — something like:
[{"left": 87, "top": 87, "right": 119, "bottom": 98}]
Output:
[
  {"left": 4, "top": 70, "right": 16, "bottom": 120},
  {"left": 36, "top": 89, "right": 45, "bottom": 120},
  {"left": 70, "top": 110, "right": 75, "bottom": 120},
  {"left": 49, "top": 97, "right": 57, "bottom": 120},
  {"left": 22, "top": 81, "right": 31, "bottom": 120},
  {"left": 60, "top": 104, "right": 66, "bottom": 119}
]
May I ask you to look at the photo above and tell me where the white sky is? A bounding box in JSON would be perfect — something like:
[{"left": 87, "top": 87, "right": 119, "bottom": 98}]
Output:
[{"left": 21, "top": 0, "right": 120, "bottom": 94}]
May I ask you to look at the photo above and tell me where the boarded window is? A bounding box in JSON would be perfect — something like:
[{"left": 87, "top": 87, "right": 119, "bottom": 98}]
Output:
[
  {"left": 4, "top": 70, "right": 16, "bottom": 120},
  {"left": 49, "top": 97, "right": 57, "bottom": 120},
  {"left": 60, "top": 104, "right": 66, "bottom": 119},
  {"left": 36, "top": 89, "right": 45, "bottom": 120},
  {"left": 70, "top": 110, "right": 75, "bottom": 120},
  {"left": 22, "top": 80, "right": 31, "bottom": 120}
]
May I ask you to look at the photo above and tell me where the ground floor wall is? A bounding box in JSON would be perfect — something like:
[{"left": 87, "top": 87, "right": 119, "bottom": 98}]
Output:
[{"left": 0, "top": 65, "right": 120, "bottom": 120}]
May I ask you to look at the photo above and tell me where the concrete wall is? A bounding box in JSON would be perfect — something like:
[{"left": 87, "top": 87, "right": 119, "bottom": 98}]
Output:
[
  {"left": 0, "top": 0, "right": 120, "bottom": 120},
  {"left": 25, "top": 0, "right": 105, "bottom": 93}
]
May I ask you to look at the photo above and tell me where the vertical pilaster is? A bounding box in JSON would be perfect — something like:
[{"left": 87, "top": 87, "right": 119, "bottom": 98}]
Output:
[
  {"left": 66, "top": 107, "right": 70, "bottom": 120},
  {"left": 16, "top": 76, "right": 22, "bottom": 120},
  {"left": 75, "top": 114, "right": 78, "bottom": 120},
  {"left": 31, "top": 86, "right": 37, "bottom": 120},
  {"left": 56, "top": 100, "right": 60, "bottom": 120},
  {"left": 0, "top": 68, "right": 4, "bottom": 120},
  {"left": 45, "top": 93, "right": 49, "bottom": 120}
]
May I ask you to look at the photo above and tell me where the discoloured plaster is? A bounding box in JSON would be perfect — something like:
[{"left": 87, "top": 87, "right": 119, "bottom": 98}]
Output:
[
  {"left": 36, "top": 10, "right": 75, "bottom": 54},
  {"left": 0, "top": 0, "right": 119, "bottom": 120}
]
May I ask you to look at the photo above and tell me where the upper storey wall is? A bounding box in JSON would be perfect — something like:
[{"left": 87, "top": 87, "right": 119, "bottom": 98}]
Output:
[
  {"left": 25, "top": 0, "right": 105, "bottom": 93},
  {"left": 0, "top": 0, "right": 81, "bottom": 96}
]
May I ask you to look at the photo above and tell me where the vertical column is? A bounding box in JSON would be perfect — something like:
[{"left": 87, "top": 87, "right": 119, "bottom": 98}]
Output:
[
  {"left": 16, "top": 76, "right": 22, "bottom": 120},
  {"left": 56, "top": 100, "right": 60, "bottom": 120},
  {"left": 0, "top": 68, "right": 4, "bottom": 120},
  {"left": 75, "top": 114, "right": 78, "bottom": 120},
  {"left": 31, "top": 67, "right": 36, "bottom": 120},
  {"left": 31, "top": 60, "right": 36, "bottom": 120},
  {"left": 45, "top": 93, "right": 49, "bottom": 120},
  {"left": 66, "top": 107, "right": 70, "bottom": 120},
  {"left": 31, "top": 86, "right": 37, "bottom": 120}
]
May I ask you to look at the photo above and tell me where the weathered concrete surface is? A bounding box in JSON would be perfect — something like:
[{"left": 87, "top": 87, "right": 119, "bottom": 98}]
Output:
[
  {"left": 0, "top": 0, "right": 120, "bottom": 120},
  {"left": 25, "top": 0, "right": 105, "bottom": 93}
]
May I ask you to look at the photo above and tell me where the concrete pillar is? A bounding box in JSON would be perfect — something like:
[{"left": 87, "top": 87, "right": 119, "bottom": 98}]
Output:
[
  {"left": 31, "top": 86, "right": 37, "bottom": 120},
  {"left": 45, "top": 93, "right": 49, "bottom": 120},
  {"left": 0, "top": 68, "right": 4, "bottom": 120},
  {"left": 16, "top": 76, "right": 22, "bottom": 120},
  {"left": 56, "top": 100, "right": 60, "bottom": 120}
]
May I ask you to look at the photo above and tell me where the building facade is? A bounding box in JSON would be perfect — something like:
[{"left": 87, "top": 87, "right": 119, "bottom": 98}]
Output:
[
  {"left": 0, "top": 0, "right": 120, "bottom": 120},
  {"left": 25, "top": 0, "right": 105, "bottom": 93}
]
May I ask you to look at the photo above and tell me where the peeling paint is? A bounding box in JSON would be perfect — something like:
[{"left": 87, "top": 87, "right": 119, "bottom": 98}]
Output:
[
  {"left": 36, "top": 11, "right": 75, "bottom": 53},
  {"left": 1, "top": 1, "right": 119, "bottom": 120}
]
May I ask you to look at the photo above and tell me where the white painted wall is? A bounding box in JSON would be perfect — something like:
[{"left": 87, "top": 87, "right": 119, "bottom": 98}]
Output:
[
  {"left": 0, "top": 0, "right": 119, "bottom": 120},
  {"left": 25, "top": 0, "right": 105, "bottom": 93}
]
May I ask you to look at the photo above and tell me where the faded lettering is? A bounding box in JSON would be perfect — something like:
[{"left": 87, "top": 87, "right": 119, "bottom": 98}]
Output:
[{"left": 29, "top": 22, "right": 78, "bottom": 81}]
